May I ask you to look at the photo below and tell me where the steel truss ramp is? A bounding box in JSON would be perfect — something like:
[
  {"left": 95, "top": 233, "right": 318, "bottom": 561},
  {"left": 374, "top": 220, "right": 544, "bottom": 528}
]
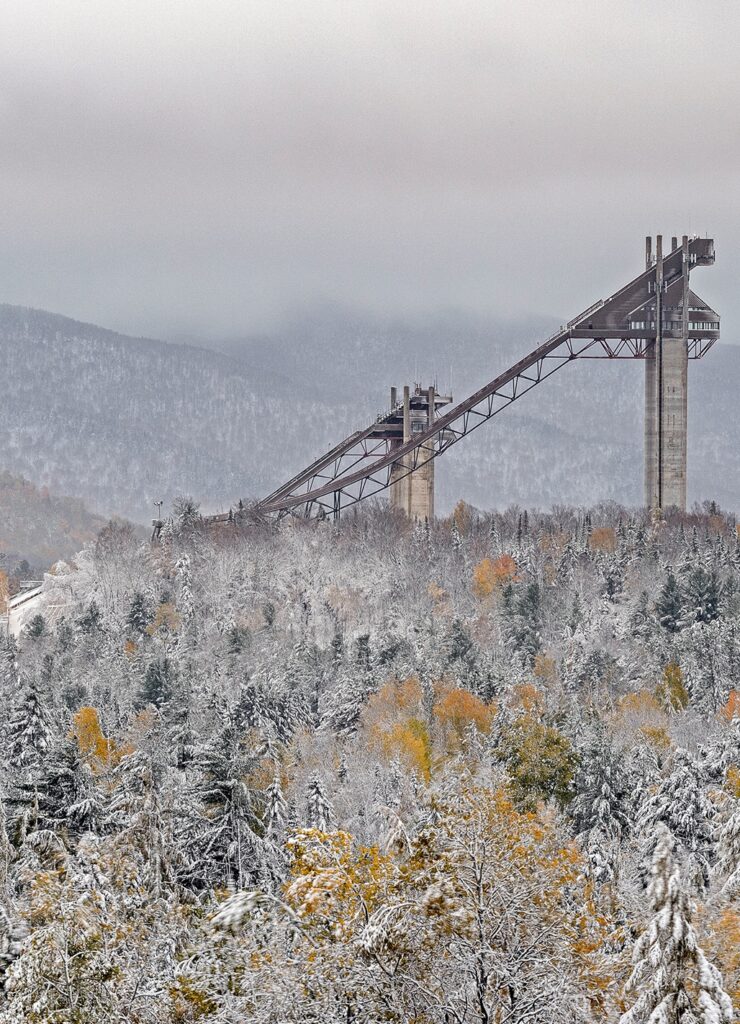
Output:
[{"left": 201, "top": 237, "right": 718, "bottom": 525}]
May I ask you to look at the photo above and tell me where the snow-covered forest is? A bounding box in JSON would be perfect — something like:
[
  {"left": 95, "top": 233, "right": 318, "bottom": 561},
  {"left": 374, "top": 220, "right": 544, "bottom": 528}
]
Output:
[{"left": 0, "top": 500, "right": 738, "bottom": 1022}]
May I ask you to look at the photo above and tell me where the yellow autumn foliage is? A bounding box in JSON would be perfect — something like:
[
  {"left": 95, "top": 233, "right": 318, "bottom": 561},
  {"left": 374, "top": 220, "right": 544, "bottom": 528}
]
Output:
[
  {"left": 284, "top": 828, "right": 392, "bottom": 942},
  {"left": 726, "top": 766, "right": 740, "bottom": 799},
  {"left": 375, "top": 719, "right": 432, "bottom": 782},
  {"left": 70, "top": 707, "right": 131, "bottom": 770}
]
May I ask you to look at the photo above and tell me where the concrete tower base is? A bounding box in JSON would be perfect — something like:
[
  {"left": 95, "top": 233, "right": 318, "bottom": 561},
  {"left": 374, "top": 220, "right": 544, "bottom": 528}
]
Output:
[
  {"left": 643, "top": 234, "right": 690, "bottom": 512},
  {"left": 388, "top": 384, "right": 441, "bottom": 521}
]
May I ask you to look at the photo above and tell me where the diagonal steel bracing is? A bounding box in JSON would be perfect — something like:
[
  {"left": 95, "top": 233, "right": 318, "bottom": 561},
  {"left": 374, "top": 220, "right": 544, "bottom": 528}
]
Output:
[{"left": 199, "top": 237, "right": 718, "bottom": 526}]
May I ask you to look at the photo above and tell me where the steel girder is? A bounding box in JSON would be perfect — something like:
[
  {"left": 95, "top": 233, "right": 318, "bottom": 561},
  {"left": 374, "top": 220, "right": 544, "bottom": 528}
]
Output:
[
  {"left": 253, "top": 332, "right": 717, "bottom": 521},
  {"left": 200, "top": 238, "right": 718, "bottom": 526}
]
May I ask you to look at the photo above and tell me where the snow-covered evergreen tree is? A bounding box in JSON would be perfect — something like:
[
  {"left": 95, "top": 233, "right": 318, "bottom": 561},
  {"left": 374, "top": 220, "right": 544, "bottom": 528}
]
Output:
[
  {"left": 6, "top": 680, "right": 55, "bottom": 771},
  {"left": 620, "top": 827, "right": 733, "bottom": 1024},
  {"left": 306, "top": 778, "right": 335, "bottom": 831}
]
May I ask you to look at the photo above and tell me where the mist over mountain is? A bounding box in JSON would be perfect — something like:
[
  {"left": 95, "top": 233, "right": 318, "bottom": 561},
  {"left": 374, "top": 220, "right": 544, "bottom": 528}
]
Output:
[{"left": 1, "top": 302, "right": 738, "bottom": 525}]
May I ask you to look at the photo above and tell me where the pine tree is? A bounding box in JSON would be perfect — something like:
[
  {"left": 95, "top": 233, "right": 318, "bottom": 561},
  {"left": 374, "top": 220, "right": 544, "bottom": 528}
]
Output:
[
  {"left": 109, "top": 750, "right": 169, "bottom": 895},
  {"left": 264, "top": 778, "right": 288, "bottom": 839},
  {"left": 306, "top": 778, "right": 335, "bottom": 831},
  {"left": 187, "top": 722, "right": 267, "bottom": 888},
  {"left": 639, "top": 750, "right": 714, "bottom": 889},
  {"left": 7, "top": 737, "right": 102, "bottom": 854},
  {"left": 443, "top": 617, "right": 473, "bottom": 664},
  {"left": 167, "top": 688, "right": 196, "bottom": 768},
  {"left": 713, "top": 796, "right": 740, "bottom": 895},
  {"left": 24, "top": 614, "right": 45, "bottom": 640},
  {"left": 502, "top": 581, "right": 542, "bottom": 664},
  {"left": 620, "top": 827, "right": 733, "bottom": 1024},
  {"left": 126, "top": 592, "right": 152, "bottom": 635},
  {"left": 571, "top": 726, "right": 632, "bottom": 840},
  {"left": 684, "top": 565, "right": 721, "bottom": 625},
  {"left": 77, "top": 600, "right": 102, "bottom": 634},
  {"left": 139, "top": 656, "right": 176, "bottom": 709},
  {"left": 656, "top": 571, "right": 684, "bottom": 633},
  {"left": 7, "top": 681, "right": 54, "bottom": 770},
  {"left": 630, "top": 590, "right": 652, "bottom": 639}
]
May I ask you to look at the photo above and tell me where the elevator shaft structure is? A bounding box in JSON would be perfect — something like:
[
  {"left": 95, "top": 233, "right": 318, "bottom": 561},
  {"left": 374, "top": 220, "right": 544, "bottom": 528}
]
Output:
[
  {"left": 642, "top": 234, "right": 712, "bottom": 509},
  {"left": 200, "top": 236, "right": 718, "bottom": 527},
  {"left": 387, "top": 385, "right": 452, "bottom": 520}
]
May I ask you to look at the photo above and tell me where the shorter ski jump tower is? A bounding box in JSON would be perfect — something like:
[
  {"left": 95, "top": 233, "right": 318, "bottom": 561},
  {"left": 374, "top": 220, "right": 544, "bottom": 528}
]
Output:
[{"left": 203, "top": 235, "right": 719, "bottom": 527}]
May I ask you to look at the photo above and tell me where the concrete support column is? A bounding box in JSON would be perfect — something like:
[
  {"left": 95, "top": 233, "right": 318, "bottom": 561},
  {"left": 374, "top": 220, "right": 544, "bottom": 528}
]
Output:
[
  {"left": 644, "top": 235, "right": 662, "bottom": 508},
  {"left": 644, "top": 233, "right": 689, "bottom": 511},
  {"left": 388, "top": 385, "right": 409, "bottom": 512},
  {"left": 644, "top": 347, "right": 659, "bottom": 506},
  {"left": 408, "top": 387, "right": 435, "bottom": 522},
  {"left": 660, "top": 236, "right": 689, "bottom": 509},
  {"left": 659, "top": 339, "right": 688, "bottom": 509}
]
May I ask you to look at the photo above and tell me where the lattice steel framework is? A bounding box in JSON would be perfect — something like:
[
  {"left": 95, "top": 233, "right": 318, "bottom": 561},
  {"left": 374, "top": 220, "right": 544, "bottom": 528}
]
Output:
[{"left": 202, "top": 236, "right": 718, "bottom": 525}]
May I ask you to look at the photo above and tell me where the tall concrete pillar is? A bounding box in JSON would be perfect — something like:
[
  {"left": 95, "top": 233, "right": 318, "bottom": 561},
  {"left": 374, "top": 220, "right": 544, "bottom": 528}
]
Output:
[
  {"left": 644, "top": 234, "right": 689, "bottom": 511},
  {"left": 389, "top": 385, "right": 438, "bottom": 521},
  {"left": 408, "top": 387, "right": 435, "bottom": 521},
  {"left": 389, "top": 386, "right": 411, "bottom": 513},
  {"left": 644, "top": 236, "right": 659, "bottom": 507}
]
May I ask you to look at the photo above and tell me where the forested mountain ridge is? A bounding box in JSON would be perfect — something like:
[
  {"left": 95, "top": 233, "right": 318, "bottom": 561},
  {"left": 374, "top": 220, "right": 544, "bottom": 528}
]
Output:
[
  {"left": 0, "top": 470, "right": 111, "bottom": 568},
  {"left": 0, "top": 304, "right": 359, "bottom": 522},
  {"left": 0, "top": 503, "right": 737, "bottom": 1020},
  {"left": 2, "top": 303, "right": 738, "bottom": 525}
]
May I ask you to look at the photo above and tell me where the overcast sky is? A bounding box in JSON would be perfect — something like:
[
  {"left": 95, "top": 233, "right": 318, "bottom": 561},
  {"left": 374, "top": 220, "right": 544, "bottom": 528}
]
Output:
[{"left": 0, "top": 0, "right": 737, "bottom": 340}]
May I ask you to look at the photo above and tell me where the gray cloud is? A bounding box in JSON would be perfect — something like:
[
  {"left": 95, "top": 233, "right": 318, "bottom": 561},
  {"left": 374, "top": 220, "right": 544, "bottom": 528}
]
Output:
[{"left": 0, "top": 0, "right": 737, "bottom": 338}]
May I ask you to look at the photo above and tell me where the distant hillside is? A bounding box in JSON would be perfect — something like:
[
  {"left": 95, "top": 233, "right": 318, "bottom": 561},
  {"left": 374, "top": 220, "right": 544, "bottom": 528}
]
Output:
[
  {"left": 0, "top": 305, "right": 360, "bottom": 521},
  {"left": 1, "top": 303, "right": 738, "bottom": 519},
  {"left": 0, "top": 471, "right": 109, "bottom": 567}
]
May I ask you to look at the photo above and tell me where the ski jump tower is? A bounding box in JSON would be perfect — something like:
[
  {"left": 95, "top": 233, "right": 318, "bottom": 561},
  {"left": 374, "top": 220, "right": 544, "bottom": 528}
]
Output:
[
  {"left": 642, "top": 234, "right": 716, "bottom": 509},
  {"left": 199, "top": 234, "right": 718, "bottom": 528}
]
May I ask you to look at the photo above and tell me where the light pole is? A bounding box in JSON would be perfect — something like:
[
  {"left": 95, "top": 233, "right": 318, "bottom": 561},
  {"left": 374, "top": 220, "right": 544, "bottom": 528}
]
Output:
[{"left": 152, "top": 499, "right": 164, "bottom": 542}]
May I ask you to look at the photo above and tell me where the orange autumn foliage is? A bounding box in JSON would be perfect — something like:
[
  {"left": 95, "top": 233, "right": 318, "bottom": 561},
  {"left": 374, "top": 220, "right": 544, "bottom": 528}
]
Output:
[
  {"left": 472, "top": 554, "right": 519, "bottom": 598},
  {"left": 367, "top": 677, "right": 423, "bottom": 715},
  {"left": 427, "top": 581, "right": 447, "bottom": 607},
  {"left": 508, "top": 683, "right": 545, "bottom": 716},
  {"left": 721, "top": 690, "right": 740, "bottom": 722},
  {"left": 589, "top": 527, "right": 617, "bottom": 553},
  {"left": 433, "top": 686, "right": 494, "bottom": 743}
]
